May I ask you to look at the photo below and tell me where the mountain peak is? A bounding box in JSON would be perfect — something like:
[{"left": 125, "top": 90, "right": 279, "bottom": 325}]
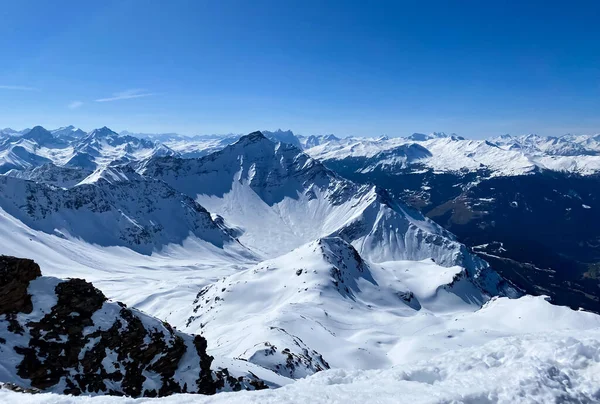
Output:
[
  {"left": 314, "top": 237, "right": 366, "bottom": 272},
  {"left": 88, "top": 126, "right": 118, "bottom": 139},
  {"left": 22, "top": 126, "right": 54, "bottom": 143},
  {"left": 235, "top": 131, "right": 270, "bottom": 145}
]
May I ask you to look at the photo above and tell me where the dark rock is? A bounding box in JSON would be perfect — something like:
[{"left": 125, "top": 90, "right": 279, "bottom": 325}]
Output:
[
  {"left": 1, "top": 257, "right": 268, "bottom": 397},
  {"left": 0, "top": 256, "right": 41, "bottom": 314}
]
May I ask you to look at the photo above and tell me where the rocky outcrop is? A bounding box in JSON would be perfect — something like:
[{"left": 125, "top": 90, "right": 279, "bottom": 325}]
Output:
[
  {"left": 0, "top": 256, "right": 267, "bottom": 397},
  {"left": 0, "top": 256, "right": 41, "bottom": 315}
]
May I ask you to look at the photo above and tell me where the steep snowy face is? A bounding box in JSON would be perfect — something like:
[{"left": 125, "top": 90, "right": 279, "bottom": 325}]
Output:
[
  {"left": 141, "top": 131, "right": 350, "bottom": 215},
  {"left": 0, "top": 138, "right": 52, "bottom": 173},
  {"left": 0, "top": 256, "right": 282, "bottom": 397},
  {"left": 0, "top": 174, "right": 248, "bottom": 255},
  {"left": 141, "top": 132, "right": 504, "bottom": 295}
]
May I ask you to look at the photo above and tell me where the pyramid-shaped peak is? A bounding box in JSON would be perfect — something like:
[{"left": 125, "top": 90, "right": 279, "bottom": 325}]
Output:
[
  {"left": 238, "top": 131, "right": 268, "bottom": 142},
  {"left": 26, "top": 125, "right": 51, "bottom": 135},
  {"left": 23, "top": 126, "right": 53, "bottom": 143},
  {"left": 89, "top": 126, "right": 118, "bottom": 137}
]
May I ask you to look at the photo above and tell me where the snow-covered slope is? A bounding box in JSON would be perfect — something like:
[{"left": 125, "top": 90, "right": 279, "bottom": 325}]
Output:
[
  {"left": 0, "top": 256, "right": 288, "bottom": 397},
  {"left": 3, "top": 326, "right": 600, "bottom": 403},
  {"left": 141, "top": 132, "right": 508, "bottom": 296},
  {"left": 0, "top": 134, "right": 53, "bottom": 173},
  {"left": 0, "top": 173, "right": 251, "bottom": 255},
  {"left": 185, "top": 236, "right": 598, "bottom": 380},
  {"left": 185, "top": 238, "right": 474, "bottom": 377}
]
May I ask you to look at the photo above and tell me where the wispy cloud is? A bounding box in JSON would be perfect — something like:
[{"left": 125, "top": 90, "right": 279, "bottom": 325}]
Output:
[
  {"left": 95, "top": 89, "right": 154, "bottom": 102},
  {"left": 68, "top": 100, "right": 84, "bottom": 110},
  {"left": 0, "top": 85, "right": 39, "bottom": 91}
]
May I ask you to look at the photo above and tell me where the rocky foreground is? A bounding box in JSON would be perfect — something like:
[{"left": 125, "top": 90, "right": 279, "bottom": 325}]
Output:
[{"left": 0, "top": 256, "right": 268, "bottom": 397}]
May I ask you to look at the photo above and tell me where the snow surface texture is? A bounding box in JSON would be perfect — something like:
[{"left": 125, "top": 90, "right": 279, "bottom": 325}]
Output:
[
  {"left": 0, "top": 129, "right": 599, "bottom": 401},
  {"left": 2, "top": 331, "right": 600, "bottom": 403}
]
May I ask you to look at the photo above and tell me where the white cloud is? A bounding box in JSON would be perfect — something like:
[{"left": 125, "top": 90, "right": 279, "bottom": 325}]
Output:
[
  {"left": 0, "top": 85, "right": 39, "bottom": 91},
  {"left": 68, "top": 100, "right": 83, "bottom": 110},
  {"left": 95, "top": 89, "right": 154, "bottom": 102}
]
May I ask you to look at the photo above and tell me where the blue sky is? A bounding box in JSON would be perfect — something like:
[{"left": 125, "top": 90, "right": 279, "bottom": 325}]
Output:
[{"left": 0, "top": 0, "right": 599, "bottom": 138}]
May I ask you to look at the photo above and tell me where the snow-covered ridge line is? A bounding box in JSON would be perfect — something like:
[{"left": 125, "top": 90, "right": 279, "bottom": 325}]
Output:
[{"left": 0, "top": 173, "right": 252, "bottom": 256}]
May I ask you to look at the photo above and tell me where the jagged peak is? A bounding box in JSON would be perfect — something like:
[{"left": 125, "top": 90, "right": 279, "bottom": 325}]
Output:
[{"left": 88, "top": 126, "right": 118, "bottom": 138}]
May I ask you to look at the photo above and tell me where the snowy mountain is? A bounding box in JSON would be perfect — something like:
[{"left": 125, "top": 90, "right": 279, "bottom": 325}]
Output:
[
  {"left": 67, "top": 127, "right": 178, "bottom": 170},
  {"left": 314, "top": 132, "right": 600, "bottom": 313},
  {"left": 185, "top": 237, "right": 501, "bottom": 378},
  {"left": 50, "top": 125, "right": 87, "bottom": 140},
  {"left": 0, "top": 171, "right": 252, "bottom": 255},
  {"left": 141, "top": 130, "right": 302, "bottom": 159},
  {"left": 304, "top": 132, "right": 600, "bottom": 176},
  {"left": 141, "top": 132, "right": 510, "bottom": 297},
  {"left": 0, "top": 255, "right": 288, "bottom": 397},
  {"left": 0, "top": 126, "right": 177, "bottom": 175},
  {"left": 299, "top": 134, "right": 340, "bottom": 149},
  {"left": 305, "top": 134, "right": 538, "bottom": 177}
]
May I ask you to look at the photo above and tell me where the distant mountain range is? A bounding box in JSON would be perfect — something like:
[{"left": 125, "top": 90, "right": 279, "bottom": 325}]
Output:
[{"left": 1, "top": 125, "right": 600, "bottom": 399}]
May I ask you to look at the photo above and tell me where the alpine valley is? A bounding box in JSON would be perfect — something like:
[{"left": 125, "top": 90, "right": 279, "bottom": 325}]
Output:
[{"left": 1, "top": 126, "right": 600, "bottom": 403}]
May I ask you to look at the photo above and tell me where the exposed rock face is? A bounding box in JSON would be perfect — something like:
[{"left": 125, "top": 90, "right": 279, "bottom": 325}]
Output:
[
  {"left": 0, "top": 256, "right": 41, "bottom": 315},
  {"left": 0, "top": 256, "right": 266, "bottom": 397}
]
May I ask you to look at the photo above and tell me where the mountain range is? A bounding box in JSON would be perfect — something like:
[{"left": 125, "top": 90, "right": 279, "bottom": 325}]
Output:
[{"left": 0, "top": 126, "right": 599, "bottom": 401}]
